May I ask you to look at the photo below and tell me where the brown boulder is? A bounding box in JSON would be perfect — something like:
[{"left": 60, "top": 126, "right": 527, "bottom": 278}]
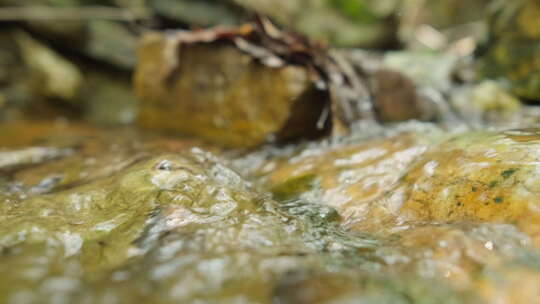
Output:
[{"left": 134, "top": 31, "right": 328, "bottom": 148}]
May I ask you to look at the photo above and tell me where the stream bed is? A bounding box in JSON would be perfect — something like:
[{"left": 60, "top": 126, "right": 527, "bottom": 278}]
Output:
[{"left": 2, "top": 120, "right": 540, "bottom": 303}]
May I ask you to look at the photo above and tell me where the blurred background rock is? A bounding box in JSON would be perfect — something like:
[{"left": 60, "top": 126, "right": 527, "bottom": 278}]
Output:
[{"left": 0, "top": 0, "right": 538, "bottom": 133}]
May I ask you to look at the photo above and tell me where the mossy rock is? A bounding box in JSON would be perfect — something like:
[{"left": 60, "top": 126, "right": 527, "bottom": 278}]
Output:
[{"left": 478, "top": 0, "right": 540, "bottom": 101}]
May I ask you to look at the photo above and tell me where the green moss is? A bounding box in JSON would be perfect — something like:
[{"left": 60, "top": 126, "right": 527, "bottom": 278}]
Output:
[
  {"left": 501, "top": 168, "right": 518, "bottom": 179},
  {"left": 478, "top": 0, "right": 540, "bottom": 100},
  {"left": 327, "top": 0, "right": 378, "bottom": 24},
  {"left": 270, "top": 174, "right": 317, "bottom": 201}
]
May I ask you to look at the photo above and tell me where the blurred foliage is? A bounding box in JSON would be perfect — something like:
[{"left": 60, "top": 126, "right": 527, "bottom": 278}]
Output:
[
  {"left": 234, "top": 0, "right": 399, "bottom": 47},
  {"left": 478, "top": 0, "right": 540, "bottom": 101},
  {"left": 149, "top": 0, "right": 246, "bottom": 26},
  {"left": 327, "top": 0, "right": 378, "bottom": 24},
  {"left": 0, "top": 0, "right": 540, "bottom": 126}
]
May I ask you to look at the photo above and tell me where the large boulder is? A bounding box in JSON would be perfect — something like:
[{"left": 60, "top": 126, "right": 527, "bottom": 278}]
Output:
[
  {"left": 247, "top": 126, "right": 540, "bottom": 302},
  {"left": 0, "top": 121, "right": 476, "bottom": 304},
  {"left": 134, "top": 31, "right": 328, "bottom": 148}
]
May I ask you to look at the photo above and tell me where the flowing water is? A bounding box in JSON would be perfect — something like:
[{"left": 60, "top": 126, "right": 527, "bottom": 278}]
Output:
[{"left": 2, "top": 120, "right": 540, "bottom": 303}]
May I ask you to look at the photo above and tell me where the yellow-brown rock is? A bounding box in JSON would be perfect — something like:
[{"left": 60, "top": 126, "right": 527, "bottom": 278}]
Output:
[
  {"left": 258, "top": 132, "right": 430, "bottom": 223},
  {"left": 260, "top": 128, "right": 540, "bottom": 247},
  {"left": 4, "top": 120, "right": 540, "bottom": 303},
  {"left": 2, "top": 121, "right": 476, "bottom": 303},
  {"left": 386, "top": 130, "right": 540, "bottom": 245},
  {"left": 134, "top": 32, "right": 328, "bottom": 148},
  {"left": 253, "top": 128, "right": 540, "bottom": 302}
]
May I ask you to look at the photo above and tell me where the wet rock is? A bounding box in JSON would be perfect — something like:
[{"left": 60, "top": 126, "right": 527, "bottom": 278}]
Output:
[
  {"left": 338, "top": 49, "right": 461, "bottom": 124},
  {"left": 0, "top": 1, "right": 140, "bottom": 70},
  {"left": 478, "top": 0, "right": 540, "bottom": 101},
  {"left": 262, "top": 127, "right": 540, "bottom": 247},
  {"left": 451, "top": 80, "right": 521, "bottom": 126},
  {"left": 84, "top": 20, "right": 138, "bottom": 69},
  {"left": 388, "top": 222, "right": 540, "bottom": 303},
  {"left": 0, "top": 122, "right": 304, "bottom": 284},
  {"left": 371, "top": 69, "right": 437, "bottom": 122},
  {"left": 376, "top": 130, "right": 540, "bottom": 246},
  {"left": 4, "top": 121, "right": 540, "bottom": 302},
  {"left": 26, "top": 19, "right": 137, "bottom": 70},
  {"left": 477, "top": 266, "right": 540, "bottom": 303},
  {"left": 0, "top": 27, "right": 136, "bottom": 124},
  {"left": 0, "top": 153, "right": 291, "bottom": 302},
  {"left": 81, "top": 70, "right": 137, "bottom": 125},
  {"left": 0, "top": 121, "right": 480, "bottom": 303},
  {"left": 253, "top": 131, "right": 433, "bottom": 222},
  {"left": 270, "top": 269, "right": 474, "bottom": 304},
  {"left": 394, "top": 223, "right": 533, "bottom": 281},
  {"left": 382, "top": 51, "right": 459, "bottom": 93},
  {"left": 0, "top": 147, "right": 72, "bottom": 172},
  {"left": 15, "top": 30, "right": 83, "bottom": 102},
  {"left": 245, "top": 126, "right": 540, "bottom": 302},
  {"left": 1, "top": 152, "right": 268, "bottom": 271},
  {"left": 135, "top": 31, "right": 328, "bottom": 148},
  {"left": 359, "top": 51, "right": 465, "bottom": 123},
  {"left": 0, "top": 30, "right": 29, "bottom": 121},
  {"left": 28, "top": 19, "right": 131, "bottom": 69},
  {"left": 0, "top": 121, "right": 209, "bottom": 193}
]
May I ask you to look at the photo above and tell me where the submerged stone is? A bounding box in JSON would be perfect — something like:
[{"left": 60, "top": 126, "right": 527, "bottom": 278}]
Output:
[
  {"left": 258, "top": 128, "right": 540, "bottom": 244},
  {"left": 0, "top": 123, "right": 311, "bottom": 302},
  {"left": 371, "top": 69, "right": 437, "bottom": 122},
  {"left": 5, "top": 121, "right": 540, "bottom": 302},
  {"left": 0, "top": 121, "right": 482, "bottom": 303},
  {"left": 381, "top": 130, "right": 540, "bottom": 245},
  {"left": 256, "top": 131, "right": 432, "bottom": 223},
  {"left": 247, "top": 126, "right": 540, "bottom": 302},
  {"left": 451, "top": 80, "right": 521, "bottom": 126}
]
